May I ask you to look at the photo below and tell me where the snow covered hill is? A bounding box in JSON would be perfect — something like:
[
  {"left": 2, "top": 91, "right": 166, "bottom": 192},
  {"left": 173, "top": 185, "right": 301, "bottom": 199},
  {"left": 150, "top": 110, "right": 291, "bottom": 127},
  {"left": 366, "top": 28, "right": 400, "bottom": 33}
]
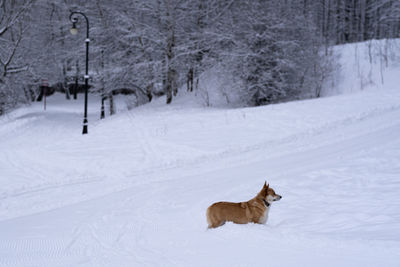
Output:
[
  {"left": 325, "top": 38, "right": 400, "bottom": 96},
  {"left": 1, "top": 41, "right": 400, "bottom": 266}
]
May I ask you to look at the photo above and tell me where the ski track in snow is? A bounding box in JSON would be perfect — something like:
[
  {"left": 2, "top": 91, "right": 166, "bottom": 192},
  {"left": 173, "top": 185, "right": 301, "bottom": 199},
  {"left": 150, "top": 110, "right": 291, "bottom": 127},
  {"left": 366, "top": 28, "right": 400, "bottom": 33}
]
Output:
[{"left": 1, "top": 87, "right": 400, "bottom": 265}]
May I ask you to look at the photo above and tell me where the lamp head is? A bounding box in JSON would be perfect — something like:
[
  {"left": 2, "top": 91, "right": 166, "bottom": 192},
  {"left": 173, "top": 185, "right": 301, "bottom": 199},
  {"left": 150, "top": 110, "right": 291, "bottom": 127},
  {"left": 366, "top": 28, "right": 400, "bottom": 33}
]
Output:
[{"left": 70, "top": 21, "right": 78, "bottom": 35}]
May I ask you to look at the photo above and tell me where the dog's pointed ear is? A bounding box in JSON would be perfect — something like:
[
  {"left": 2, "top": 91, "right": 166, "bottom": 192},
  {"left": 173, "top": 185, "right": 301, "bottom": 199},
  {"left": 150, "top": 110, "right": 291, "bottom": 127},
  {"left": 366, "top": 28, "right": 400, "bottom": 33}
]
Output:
[{"left": 263, "top": 181, "right": 269, "bottom": 189}]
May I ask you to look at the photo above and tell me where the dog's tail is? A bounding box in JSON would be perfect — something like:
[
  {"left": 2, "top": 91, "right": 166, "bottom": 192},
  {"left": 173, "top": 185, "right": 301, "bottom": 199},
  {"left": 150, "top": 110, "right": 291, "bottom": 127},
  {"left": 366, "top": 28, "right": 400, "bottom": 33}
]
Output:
[{"left": 206, "top": 206, "right": 212, "bottom": 229}]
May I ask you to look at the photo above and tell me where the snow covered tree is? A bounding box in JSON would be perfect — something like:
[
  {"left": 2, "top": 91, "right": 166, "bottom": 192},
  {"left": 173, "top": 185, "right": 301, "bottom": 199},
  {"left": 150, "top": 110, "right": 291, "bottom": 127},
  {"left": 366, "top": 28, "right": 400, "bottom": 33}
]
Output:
[
  {"left": 210, "top": 0, "right": 329, "bottom": 105},
  {"left": 0, "top": 0, "right": 36, "bottom": 114},
  {"left": 2, "top": 0, "right": 399, "bottom": 116}
]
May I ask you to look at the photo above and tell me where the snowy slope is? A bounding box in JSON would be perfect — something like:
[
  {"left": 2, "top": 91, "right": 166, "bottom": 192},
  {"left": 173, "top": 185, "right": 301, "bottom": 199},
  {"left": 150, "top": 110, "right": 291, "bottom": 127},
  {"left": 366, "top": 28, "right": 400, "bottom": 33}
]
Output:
[
  {"left": 1, "top": 41, "right": 400, "bottom": 266},
  {"left": 325, "top": 38, "right": 400, "bottom": 96}
]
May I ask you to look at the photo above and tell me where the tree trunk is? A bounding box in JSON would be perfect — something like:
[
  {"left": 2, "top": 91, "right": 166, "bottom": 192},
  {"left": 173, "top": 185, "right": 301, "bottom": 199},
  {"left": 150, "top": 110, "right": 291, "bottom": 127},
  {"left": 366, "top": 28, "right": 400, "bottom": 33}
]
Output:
[
  {"left": 165, "top": 4, "right": 176, "bottom": 104},
  {"left": 62, "top": 64, "right": 70, "bottom": 100},
  {"left": 187, "top": 68, "right": 193, "bottom": 92},
  {"left": 74, "top": 60, "right": 79, "bottom": 100}
]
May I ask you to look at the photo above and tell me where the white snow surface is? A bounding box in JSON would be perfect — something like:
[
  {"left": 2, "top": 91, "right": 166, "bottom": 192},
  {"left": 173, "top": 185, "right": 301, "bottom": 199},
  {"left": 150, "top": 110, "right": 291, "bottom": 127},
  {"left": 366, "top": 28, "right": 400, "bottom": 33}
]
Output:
[
  {"left": 1, "top": 41, "right": 400, "bottom": 266},
  {"left": 325, "top": 39, "right": 400, "bottom": 96}
]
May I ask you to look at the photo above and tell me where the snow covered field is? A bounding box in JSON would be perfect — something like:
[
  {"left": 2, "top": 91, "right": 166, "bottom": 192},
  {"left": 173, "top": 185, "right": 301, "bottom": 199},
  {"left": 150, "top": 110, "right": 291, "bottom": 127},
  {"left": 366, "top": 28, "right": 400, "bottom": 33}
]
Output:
[{"left": 1, "top": 42, "right": 400, "bottom": 266}]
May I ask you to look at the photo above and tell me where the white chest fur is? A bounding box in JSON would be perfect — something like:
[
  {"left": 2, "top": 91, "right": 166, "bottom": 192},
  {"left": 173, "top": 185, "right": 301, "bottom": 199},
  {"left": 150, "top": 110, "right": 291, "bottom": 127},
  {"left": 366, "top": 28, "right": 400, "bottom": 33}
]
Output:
[{"left": 258, "top": 207, "right": 270, "bottom": 224}]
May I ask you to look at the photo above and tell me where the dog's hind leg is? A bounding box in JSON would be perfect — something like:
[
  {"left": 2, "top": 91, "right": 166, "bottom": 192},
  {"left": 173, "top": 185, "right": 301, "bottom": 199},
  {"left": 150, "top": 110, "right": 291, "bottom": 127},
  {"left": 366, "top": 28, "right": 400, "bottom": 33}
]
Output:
[
  {"left": 207, "top": 220, "right": 225, "bottom": 229},
  {"left": 207, "top": 207, "right": 225, "bottom": 228}
]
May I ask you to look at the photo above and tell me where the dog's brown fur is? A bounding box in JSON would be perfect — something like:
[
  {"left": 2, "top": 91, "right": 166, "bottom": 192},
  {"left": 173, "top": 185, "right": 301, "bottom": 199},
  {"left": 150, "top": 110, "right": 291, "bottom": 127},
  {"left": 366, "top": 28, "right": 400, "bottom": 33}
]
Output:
[{"left": 206, "top": 182, "right": 281, "bottom": 228}]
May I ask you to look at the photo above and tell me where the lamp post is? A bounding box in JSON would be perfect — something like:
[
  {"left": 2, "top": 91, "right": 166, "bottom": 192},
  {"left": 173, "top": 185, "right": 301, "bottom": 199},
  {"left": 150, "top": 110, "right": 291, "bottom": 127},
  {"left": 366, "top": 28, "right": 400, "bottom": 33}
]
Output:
[{"left": 69, "top": 11, "right": 90, "bottom": 134}]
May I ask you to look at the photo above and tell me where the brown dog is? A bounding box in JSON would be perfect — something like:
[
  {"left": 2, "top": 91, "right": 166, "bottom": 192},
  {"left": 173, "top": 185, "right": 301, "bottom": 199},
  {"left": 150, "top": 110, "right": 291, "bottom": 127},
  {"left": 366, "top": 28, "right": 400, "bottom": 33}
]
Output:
[{"left": 206, "top": 182, "right": 282, "bottom": 228}]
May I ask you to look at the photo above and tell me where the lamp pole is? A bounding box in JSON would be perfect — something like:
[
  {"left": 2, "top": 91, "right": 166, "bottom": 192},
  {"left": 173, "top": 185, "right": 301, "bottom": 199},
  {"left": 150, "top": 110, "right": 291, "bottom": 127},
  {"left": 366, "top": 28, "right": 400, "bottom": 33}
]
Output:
[{"left": 69, "top": 11, "right": 90, "bottom": 134}]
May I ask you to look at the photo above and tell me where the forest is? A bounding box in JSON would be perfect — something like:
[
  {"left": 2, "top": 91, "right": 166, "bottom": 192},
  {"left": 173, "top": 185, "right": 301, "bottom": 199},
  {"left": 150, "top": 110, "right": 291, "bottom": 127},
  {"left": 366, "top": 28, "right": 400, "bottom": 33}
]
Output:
[{"left": 1, "top": 0, "right": 399, "bottom": 115}]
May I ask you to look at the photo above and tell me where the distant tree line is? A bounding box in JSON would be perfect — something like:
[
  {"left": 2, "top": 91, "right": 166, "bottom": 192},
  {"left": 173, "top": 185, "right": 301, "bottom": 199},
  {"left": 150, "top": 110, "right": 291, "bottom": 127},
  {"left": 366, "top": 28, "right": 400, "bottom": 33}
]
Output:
[
  {"left": 1, "top": 0, "right": 399, "bottom": 115},
  {"left": 311, "top": 0, "right": 400, "bottom": 45}
]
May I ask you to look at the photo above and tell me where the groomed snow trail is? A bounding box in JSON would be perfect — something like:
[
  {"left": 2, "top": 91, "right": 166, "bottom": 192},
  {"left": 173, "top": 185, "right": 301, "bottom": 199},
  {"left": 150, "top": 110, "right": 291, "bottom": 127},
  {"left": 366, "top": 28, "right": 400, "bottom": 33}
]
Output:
[{"left": 1, "top": 87, "right": 400, "bottom": 266}]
